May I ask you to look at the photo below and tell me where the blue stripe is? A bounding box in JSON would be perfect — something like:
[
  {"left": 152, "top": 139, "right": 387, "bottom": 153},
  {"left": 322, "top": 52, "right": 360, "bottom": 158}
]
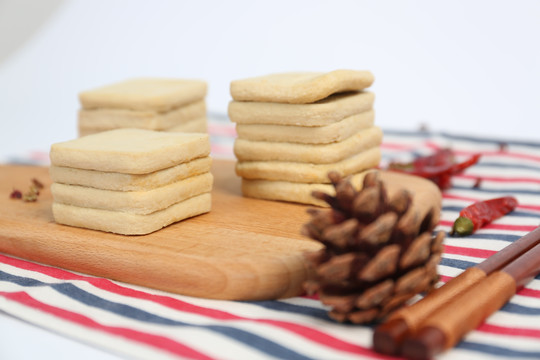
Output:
[
  {"left": 458, "top": 340, "right": 540, "bottom": 358},
  {"left": 441, "top": 256, "right": 540, "bottom": 281},
  {"left": 440, "top": 257, "right": 478, "bottom": 269},
  {"left": 449, "top": 186, "right": 540, "bottom": 197},
  {"left": 443, "top": 232, "right": 522, "bottom": 242},
  {"left": 0, "top": 270, "right": 312, "bottom": 360},
  {"left": 501, "top": 301, "right": 540, "bottom": 315},
  {"left": 381, "top": 129, "right": 434, "bottom": 140},
  {"left": 243, "top": 300, "right": 331, "bottom": 321}
]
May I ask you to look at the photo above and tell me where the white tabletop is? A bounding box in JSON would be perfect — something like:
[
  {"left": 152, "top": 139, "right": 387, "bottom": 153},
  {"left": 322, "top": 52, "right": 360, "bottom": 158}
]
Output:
[{"left": 0, "top": 311, "right": 122, "bottom": 359}]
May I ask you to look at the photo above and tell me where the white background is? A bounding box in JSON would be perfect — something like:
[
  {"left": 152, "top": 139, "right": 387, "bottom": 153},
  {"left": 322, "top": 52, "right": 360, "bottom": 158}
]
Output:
[
  {"left": 0, "top": 0, "right": 539, "bottom": 358},
  {"left": 1, "top": 0, "right": 540, "bottom": 161}
]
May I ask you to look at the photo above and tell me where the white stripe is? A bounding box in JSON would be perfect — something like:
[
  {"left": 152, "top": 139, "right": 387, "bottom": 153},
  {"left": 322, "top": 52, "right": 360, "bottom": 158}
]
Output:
[
  {"left": 511, "top": 293, "right": 540, "bottom": 308},
  {"left": 464, "top": 331, "right": 540, "bottom": 352},
  {"left": 463, "top": 166, "right": 540, "bottom": 179},
  {"left": 16, "top": 284, "right": 277, "bottom": 360},
  {"left": 0, "top": 292, "right": 180, "bottom": 360},
  {"left": 452, "top": 178, "right": 540, "bottom": 192},
  {"left": 438, "top": 265, "right": 466, "bottom": 278},
  {"left": 442, "top": 253, "right": 484, "bottom": 264},
  {"left": 487, "top": 310, "right": 540, "bottom": 330}
]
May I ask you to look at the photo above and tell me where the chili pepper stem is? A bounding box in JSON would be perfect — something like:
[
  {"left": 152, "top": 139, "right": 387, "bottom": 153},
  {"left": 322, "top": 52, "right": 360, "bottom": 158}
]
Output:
[{"left": 452, "top": 217, "right": 474, "bottom": 236}]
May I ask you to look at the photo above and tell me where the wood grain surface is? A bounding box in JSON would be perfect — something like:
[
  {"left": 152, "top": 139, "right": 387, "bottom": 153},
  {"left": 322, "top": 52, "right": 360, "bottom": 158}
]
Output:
[{"left": 0, "top": 160, "right": 441, "bottom": 300}]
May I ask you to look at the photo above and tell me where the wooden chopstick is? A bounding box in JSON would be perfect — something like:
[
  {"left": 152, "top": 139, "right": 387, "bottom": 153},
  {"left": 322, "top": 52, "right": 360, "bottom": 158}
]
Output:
[
  {"left": 373, "top": 226, "right": 540, "bottom": 356},
  {"left": 401, "top": 239, "right": 540, "bottom": 359}
]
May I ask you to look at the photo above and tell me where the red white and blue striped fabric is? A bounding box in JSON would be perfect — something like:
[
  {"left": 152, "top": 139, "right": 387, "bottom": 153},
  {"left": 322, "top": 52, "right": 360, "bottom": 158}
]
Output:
[{"left": 1, "top": 117, "right": 540, "bottom": 359}]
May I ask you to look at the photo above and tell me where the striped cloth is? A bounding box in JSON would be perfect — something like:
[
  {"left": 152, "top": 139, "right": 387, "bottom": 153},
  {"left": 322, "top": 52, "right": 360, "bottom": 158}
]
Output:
[{"left": 1, "top": 116, "right": 540, "bottom": 360}]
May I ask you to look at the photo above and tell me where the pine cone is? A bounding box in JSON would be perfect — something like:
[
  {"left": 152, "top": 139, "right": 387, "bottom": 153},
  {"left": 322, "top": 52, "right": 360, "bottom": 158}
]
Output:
[{"left": 302, "top": 171, "right": 445, "bottom": 324}]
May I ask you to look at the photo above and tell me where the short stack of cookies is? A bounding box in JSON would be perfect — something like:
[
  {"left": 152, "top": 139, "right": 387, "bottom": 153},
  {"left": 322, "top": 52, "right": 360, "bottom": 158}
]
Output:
[
  {"left": 49, "top": 128, "right": 213, "bottom": 235},
  {"left": 229, "top": 70, "right": 382, "bottom": 206},
  {"left": 78, "top": 78, "right": 208, "bottom": 137}
]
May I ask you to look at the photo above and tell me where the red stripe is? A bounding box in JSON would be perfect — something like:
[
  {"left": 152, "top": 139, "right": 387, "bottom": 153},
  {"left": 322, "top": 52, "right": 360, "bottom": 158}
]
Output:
[
  {"left": 439, "top": 275, "right": 452, "bottom": 283},
  {"left": 453, "top": 149, "right": 540, "bottom": 163},
  {"left": 208, "top": 123, "right": 237, "bottom": 137},
  {"left": 0, "top": 291, "right": 214, "bottom": 360},
  {"left": 443, "top": 245, "right": 496, "bottom": 259},
  {"left": 477, "top": 323, "right": 540, "bottom": 339},
  {"left": 210, "top": 144, "right": 234, "bottom": 156},
  {"left": 517, "top": 288, "right": 540, "bottom": 298},
  {"left": 457, "top": 174, "right": 540, "bottom": 185},
  {"left": 439, "top": 220, "right": 537, "bottom": 232},
  {"left": 29, "top": 151, "right": 50, "bottom": 162},
  {"left": 444, "top": 193, "right": 509, "bottom": 203},
  {"left": 0, "top": 254, "right": 393, "bottom": 359},
  {"left": 380, "top": 143, "right": 415, "bottom": 151},
  {"left": 423, "top": 141, "right": 442, "bottom": 151}
]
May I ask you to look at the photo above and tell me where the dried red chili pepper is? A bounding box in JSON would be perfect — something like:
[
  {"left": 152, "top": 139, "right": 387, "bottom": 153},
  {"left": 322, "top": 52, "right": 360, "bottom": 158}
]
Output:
[
  {"left": 387, "top": 149, "right": 481, "bottom": 190},
  {"left": 9, "top": 178, "right": 44, "bottom": 202},
  {"left": 10, "top": 189, "right": 22, "bottom": 199},
  {"left": 451, "top": 196, "right": 518, "bottom": 236},
  {"left": 412, "top": 148, "right": 455, "bottom": 168}
]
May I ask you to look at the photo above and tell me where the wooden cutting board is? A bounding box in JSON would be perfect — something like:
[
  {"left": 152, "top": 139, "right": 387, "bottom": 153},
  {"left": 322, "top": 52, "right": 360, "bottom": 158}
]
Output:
[{"left": 0, "top": 160, "right": 441, "bottom": 300}]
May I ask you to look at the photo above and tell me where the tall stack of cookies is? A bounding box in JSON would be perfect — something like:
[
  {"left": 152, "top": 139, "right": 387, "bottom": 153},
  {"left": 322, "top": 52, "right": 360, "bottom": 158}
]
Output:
[
  {"left": 49, "top": 129, "right": 213, "bottom": 235},
  {"left": 77, "top": 78, "right": 208, "bottom": 137},
  {"left": 228, "top": 70, "right": 382, "bottom": 206}
]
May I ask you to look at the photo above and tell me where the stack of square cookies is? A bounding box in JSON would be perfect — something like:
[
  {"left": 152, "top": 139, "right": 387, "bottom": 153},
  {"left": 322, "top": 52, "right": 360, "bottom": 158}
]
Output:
[
  {"left": 49, "top": 128, "right": 213, "bottom": 235},
  {"left": 78, "top": 78, "right": 208, "bottom": 137},
  {"left": 229, "top": 70, "right": 382, "bottom": 206}
]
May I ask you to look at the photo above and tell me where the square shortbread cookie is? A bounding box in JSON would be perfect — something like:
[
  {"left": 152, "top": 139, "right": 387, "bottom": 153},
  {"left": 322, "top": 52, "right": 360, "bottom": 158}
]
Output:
[
  {"left": 230, "top": 70, "right": 374, "bottom": 104},
  {"left": 49, "top": 156, "right": 212, "bottom": 191},
  {"left": 166, "top": 117, "right": 208, "bottom": 133},
  {"left": 234, "top": 126, "right": 383, "bottom": 163},
  {"left": 228, "top": 91, "right": 374, "bottom": 126},
  {"left": 78, "top": 116, "right": 208, "bottom": 137},
  {"left": 235, "top": 110, "right": 375, "bottom": 144},
  {"left": 241, "top": 170, "right": 375, "bottom": 206},
  {"left": 52, "top": 192, "right": 211, "bottom": 235},
  {"left": 51, "top": 172, "right": 213, "bottom": 215},
  {"left": 79, "top": 78, "right": 207, "bottom": 112},
  {"left": 50, "top": 129, "right": 210, "bottom": 174},
  {"left": 235, "top": 147, "right": 381, "bottom": 183},
  {"left": 78, "top": 100, "right": 206, "bottom": 131}
]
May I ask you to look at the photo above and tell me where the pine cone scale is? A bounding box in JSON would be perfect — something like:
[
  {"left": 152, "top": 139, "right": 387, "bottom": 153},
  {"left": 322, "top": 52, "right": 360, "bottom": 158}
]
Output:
[{"left": 358, "top": 244, "right": 400, "bottom": 282}]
